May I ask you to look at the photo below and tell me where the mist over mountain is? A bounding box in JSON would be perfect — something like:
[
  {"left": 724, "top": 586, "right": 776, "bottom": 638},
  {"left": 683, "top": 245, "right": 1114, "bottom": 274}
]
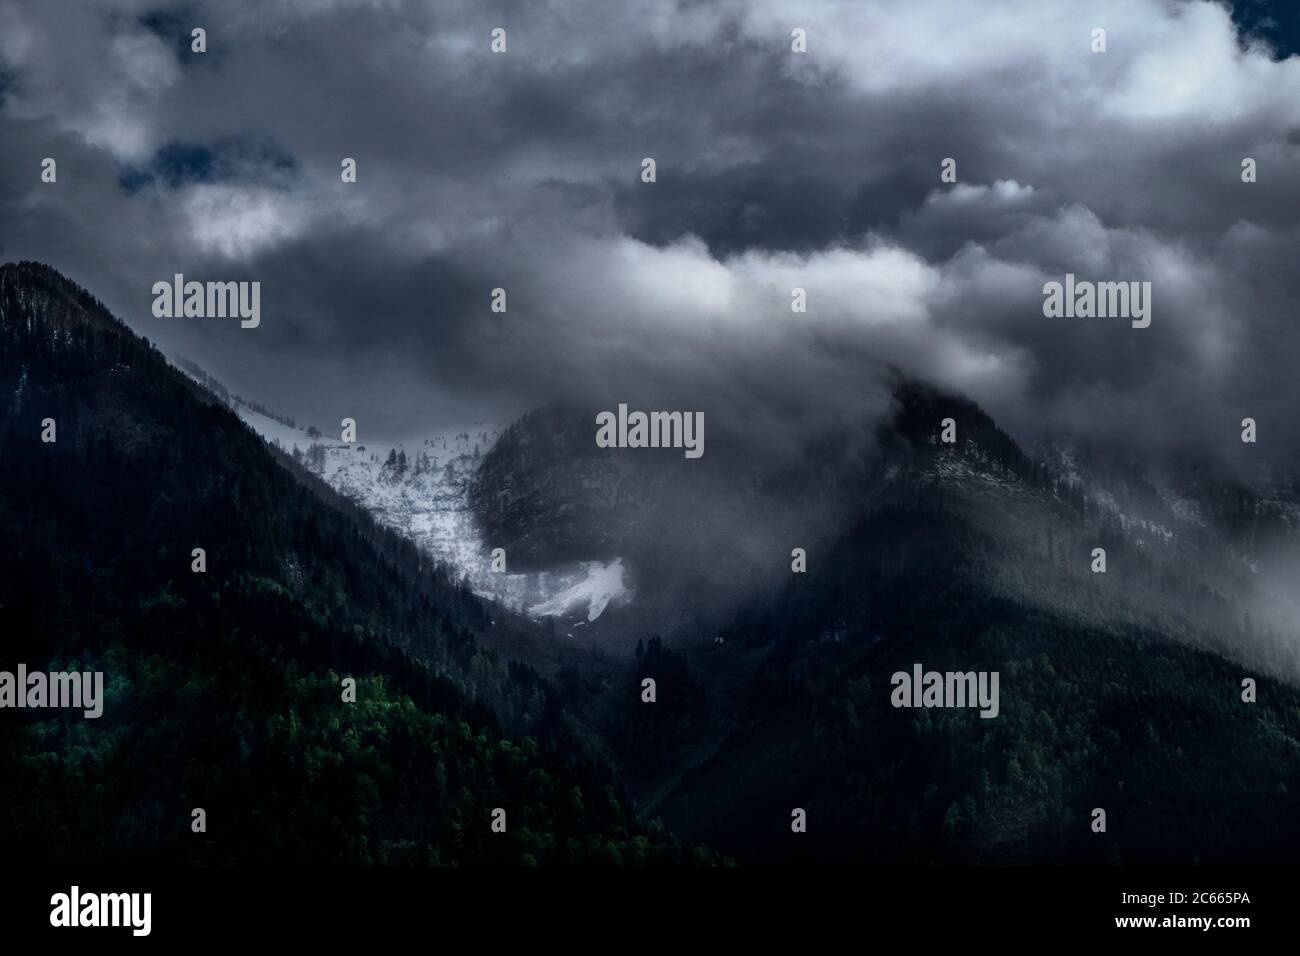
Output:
[
  {"left": 7, "top": 250, "right": 1300, "bottom": 867},
  {"left": 4, "top": 0, "right": 1300, "bottom": 878}
]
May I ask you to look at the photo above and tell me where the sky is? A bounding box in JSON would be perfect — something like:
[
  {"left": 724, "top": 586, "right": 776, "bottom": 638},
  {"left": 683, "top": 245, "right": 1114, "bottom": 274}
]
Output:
[{"left": 1, "top": 0, "right": 1298, "bottom": 461}]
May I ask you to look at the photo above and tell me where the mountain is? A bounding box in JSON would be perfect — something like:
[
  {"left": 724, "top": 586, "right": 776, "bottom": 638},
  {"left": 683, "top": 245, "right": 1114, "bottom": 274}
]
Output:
[
  {"left": 456, "top": 380, "right": 1300, "bottom": 864},
  {"left": 653, "top": 497, "right": 1300, "bottom": 864},
  {"left": 468, "top": 404, "right": 871, "bottom": 652},
  {"left": 0, "top": 261, "right": 717, "bottom": 865},
  {"left": 192, "top": 396, "right": 636, "bottom": 640},
  {"left": 470, "top": 383, "right": 1300, "bottom": 679},
  {"left": 643, "top": 385, "right": 1300, "bottom": 863},
  {"left": 22, "top": 258, "right": 1298, "bottom": 867}
]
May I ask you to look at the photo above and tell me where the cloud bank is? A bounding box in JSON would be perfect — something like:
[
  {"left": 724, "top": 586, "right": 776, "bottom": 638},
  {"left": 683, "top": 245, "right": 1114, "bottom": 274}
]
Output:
[{"left": 1, "top": 0, "right": 1297, "bottom": 466}]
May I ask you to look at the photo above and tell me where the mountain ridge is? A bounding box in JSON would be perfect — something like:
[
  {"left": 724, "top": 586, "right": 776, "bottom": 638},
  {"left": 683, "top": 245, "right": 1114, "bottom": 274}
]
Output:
[{"left": 0, "top": 260, "right": 714, "bottom": 865}]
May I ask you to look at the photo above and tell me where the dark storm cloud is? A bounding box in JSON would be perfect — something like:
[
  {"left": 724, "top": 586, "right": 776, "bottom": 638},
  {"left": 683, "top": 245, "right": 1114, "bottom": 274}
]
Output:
[{"left": 1, "top": 0, "right": 1299, "bottom": 466}]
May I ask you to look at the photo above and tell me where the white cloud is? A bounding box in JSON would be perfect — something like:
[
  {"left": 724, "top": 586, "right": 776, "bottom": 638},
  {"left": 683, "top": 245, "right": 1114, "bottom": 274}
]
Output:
[{"left": 181, "top": 185, "right": 310, "bottom": 260}]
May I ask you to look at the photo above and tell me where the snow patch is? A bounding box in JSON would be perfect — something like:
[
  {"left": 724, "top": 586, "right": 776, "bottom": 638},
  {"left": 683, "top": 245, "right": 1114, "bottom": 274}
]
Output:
[
  {"left": 225, "top": 397, "right": 631, "bottom": 624},
  {"left": 528, "top": 559, "right": 630, "bottom": 622}
]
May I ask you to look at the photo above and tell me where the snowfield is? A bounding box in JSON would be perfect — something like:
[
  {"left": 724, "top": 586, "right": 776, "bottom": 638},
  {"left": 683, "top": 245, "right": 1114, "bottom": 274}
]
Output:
[{"left": 230, "top": 401, "right": 630, "bottom": 624}]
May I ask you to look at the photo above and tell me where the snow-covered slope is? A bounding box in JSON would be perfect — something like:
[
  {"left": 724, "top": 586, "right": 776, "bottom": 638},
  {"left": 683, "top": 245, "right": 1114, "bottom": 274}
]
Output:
[{"left": 175, "top": 364, "right": 631, "bottom": 625}]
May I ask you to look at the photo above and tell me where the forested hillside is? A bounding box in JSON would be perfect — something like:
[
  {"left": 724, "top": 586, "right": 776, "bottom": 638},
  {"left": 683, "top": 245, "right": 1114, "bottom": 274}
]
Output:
[
  {"left": 0, "top": 261, "right": 716, "bottom": 865},
  {"left": 654, "top": 483, "right": 1300, "bottom": 863},
  {"left": 460, "top": 374, "right": 1300, "bottom": 866}
]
